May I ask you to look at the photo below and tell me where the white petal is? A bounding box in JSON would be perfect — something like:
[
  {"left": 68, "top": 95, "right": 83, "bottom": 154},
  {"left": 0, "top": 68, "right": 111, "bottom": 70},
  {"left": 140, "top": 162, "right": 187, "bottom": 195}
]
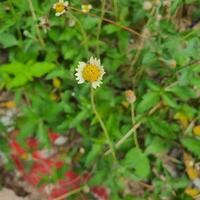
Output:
[
  {"left": 78, "top": 80, "right": 85, "bottom": 84},
  {"left": 89, "top": 57, "right": 96, "bottom": 65},
  {"left": 92, "top": 81, "right": 101, "bottom": 89},
  {"left": 64, "top": 1, "right": 69, "bottom": 7},
  {"left": 60, "top": 10, "right": 66, "bottom": 15},
  {"left": 77, "top": 61, "right": 86, "bottom": 70},
  {"left": 55, "top": 12, "right": 61, "bottom": 16},
  {"left": 53, "top": 4, "right": 57, "bottom": 9}
]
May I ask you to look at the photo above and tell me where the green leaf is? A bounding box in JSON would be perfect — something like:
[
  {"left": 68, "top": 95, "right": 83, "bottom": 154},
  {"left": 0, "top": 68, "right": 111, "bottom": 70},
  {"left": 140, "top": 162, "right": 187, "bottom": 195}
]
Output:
[
  {"left": 145, "top": 137, "right": 170, "bottom": 155},
  {"left": 69, "top": 109, "right": 89, "bottom": 128},
  {"left": 137, "top": 92, "right": 160, "bottom": 113},
  {"left": 0, "top": 33, "right": 18, "bottom": 48},
  {"left": 167, "top": 85, "right": 196, "bottom": 101},
  {"left": 89, "top": 170, "right": 107, "bottom": 185},
  {"left": 181, "top": 137, "right": 200, "bottom": 158},
  {"left": 8, "top": 75, "right": 29, "bottom": 88},
  {"left": 147, "top": 117, "right": 176, "bottom": 139},
  {"left": 145, "top": 79, "right": 162, "bottom": 92},
  {"left": 104, "top": 24, "right": 121, "bottom": 34},
  {"left": 123, "top": 148, "right": 150, "bottom": 179},
  {"left": 162, "top": 93, "right": 177, "bottom": 108},
  {"left": 0, "top": 62, "right": 55, "bottom": 88},
  {"left": 31, "top": 62, "right": 56, "bottom": 77},
  {"left": 83, "top": 16, "right": 99, "bottom": 30},
  {"left": 37, "top": 121, "right": 49, "bottom": 147},
  {"left": 85, "top": 144, "right": 102, "bottom": 167}
]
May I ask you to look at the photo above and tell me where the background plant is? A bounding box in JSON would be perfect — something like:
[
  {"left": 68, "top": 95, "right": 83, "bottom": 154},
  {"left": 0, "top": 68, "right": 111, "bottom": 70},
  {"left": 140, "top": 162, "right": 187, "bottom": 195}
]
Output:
[{"left": 0, "top": 0, "right": 200, "bottom": 199}]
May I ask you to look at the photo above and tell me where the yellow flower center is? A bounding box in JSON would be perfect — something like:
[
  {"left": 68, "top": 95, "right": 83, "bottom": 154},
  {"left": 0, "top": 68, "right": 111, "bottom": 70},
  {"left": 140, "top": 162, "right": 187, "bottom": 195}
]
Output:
[
  {"left": 82, "top": 64, "right": 101, "bottom": 82},
  {"left": 55, "top": 3, "right": 65, "bottom": 13}
]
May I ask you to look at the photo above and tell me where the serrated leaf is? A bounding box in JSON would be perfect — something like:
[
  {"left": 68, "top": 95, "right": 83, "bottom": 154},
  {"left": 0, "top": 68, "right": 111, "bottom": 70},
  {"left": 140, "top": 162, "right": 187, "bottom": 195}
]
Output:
[
  {"left": 123, "top": 148, "right": 150, "bottom": 179},
  {"left": 181, "top": 138, "right": 200, "bottom": 159},
  {"left": 85, "top": 144, "right": 102, "bottom": 167},
  {"left": 37, "top": 121, "right": 49, "bottom": 147},
  {"left": 0, "top": 33, "right": 18, "bottom": 48},
  {"left": 137, "top": 92, "right": 160, "bottom": 113},
  {"left": 167, "top": 86, "right": 196, "bottom": 101},
  {"left": 145, "top": 137, "right": 170, "bottom": 155},
  {"left": 145, "top": 79, "right": 162, "bottom": 91},
  {"left": 147, "top": 117, "right": 176, "bottom": 139},
  {"left": 31, "top": 62, "right": 56, "bottom": 77},
  {"left": 162, "top": 93, "right": 177, "bottom": 108}
]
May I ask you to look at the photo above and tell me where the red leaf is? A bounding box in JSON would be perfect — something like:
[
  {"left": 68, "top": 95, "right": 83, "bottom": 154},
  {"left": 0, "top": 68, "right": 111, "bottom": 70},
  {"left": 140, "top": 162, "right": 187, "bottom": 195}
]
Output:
[
  {"left": 91, "top": 186, "right": 109, "bottom": 200},
  {"left": 10, "top": 140, "right": 25, "bottom": 156},
  {"left": 27, "top": 138, "right": 38, "bottom": 149}
]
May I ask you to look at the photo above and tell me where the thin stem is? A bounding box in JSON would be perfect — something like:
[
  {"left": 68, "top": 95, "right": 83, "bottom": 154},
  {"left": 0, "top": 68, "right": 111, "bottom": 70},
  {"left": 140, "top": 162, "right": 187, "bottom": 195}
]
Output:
[
  {"left": 8, "top": 0, "right": 22, "bottom": 44},
  {"left": 130, "top": 38, "right": 144, "bottom": 67},
  {"left": 96, "top": 0, "right": 106, "bottom": 58},
  {"left": 131, "top": 103, "right": 135, "bottom": 125},
  {"left": 69, "top": 13, "right": 89, "bottom": 56},
  {"left": 69, "top": 6, "right": 142, "bottom": 38},
  {"left": 105, "top": 101, "right": 162, "bottom": 156},
  {"left": 53, "top": 187, "right": 82, "bottom": 200},
  {"left": 90, "top": 87, "right": 117, "bottom": 162},
  {"left": 131, "top": 103, "right": 140, "bottom": 150},
  {"left": 27, "top": 0, "right": 45, "bottom": 48},
  {"left": 104, "top": 121, "right": 142, "bottom": 156}
]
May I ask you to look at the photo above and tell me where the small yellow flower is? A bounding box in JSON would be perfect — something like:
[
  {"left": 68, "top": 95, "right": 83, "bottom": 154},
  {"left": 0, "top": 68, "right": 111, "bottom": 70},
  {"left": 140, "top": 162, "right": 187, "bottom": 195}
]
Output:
[
  {"left": 81, "top": 4, "right": 92, "bottom": 13},
  {"left": 3, "top": 101, "right": 15, "bottom": 108},
  {"left": 75, "top": 57, "right": 105, "bottom": 89},
  {"left": 174, "top": 112, "right": 189, "bottom": 128},
  {"left": 53, "top": 0, "right": 69, "bottom": 16},
  {"left": 185, "top": 187, "right": 199, "bottom": 197},
  {"left": 193, "top": 125, "right": 200, "bottom": 136}
]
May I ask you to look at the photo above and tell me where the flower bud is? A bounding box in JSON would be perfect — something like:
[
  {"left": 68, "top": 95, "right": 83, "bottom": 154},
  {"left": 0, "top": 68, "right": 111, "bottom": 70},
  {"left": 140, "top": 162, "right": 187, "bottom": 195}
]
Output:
[{"left": 125, "top": 90, "right": 136, "bottom": 104}]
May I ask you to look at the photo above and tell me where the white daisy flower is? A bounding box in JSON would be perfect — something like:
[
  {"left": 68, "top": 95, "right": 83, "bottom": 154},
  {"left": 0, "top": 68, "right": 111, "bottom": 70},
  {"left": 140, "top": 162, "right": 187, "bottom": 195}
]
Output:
[
  {"left": 75, "top": 57, "right": 105, "bottom": 89},
  {"left": 53, "top": 0, "right": 69, "bottom": 16}
]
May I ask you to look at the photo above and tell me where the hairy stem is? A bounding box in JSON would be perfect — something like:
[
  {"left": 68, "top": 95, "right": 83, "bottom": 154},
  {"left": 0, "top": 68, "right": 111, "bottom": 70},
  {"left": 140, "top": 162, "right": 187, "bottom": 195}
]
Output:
[
  {"left": 69, "top": 13, "right": 89, "bottom": 56},
  {"left": 90, "top": 87, "right": 117, "bottom": 162},
  {"left": 70, "top": 6, "right": 142, "bottom": 38},
  {"left": 27, "top": 0, "right": 45, "bottom": 48},
  {"left": 131, "top": 103, "right": 140, "bottom": 150},
  {"left": 96, "top": 0, "right": 106, "bottom": 58},
  {"left": 53, "top": 187, "right": 82, "bottom": 200}
]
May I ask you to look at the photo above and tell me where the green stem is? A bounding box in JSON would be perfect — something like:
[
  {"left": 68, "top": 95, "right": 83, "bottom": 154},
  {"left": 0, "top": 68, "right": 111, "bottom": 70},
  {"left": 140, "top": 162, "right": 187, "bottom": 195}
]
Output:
[
  {"left": 96, "top": 0, "right": 106, "bottom": 58},
  {"left": 131, "top": 103, "right": 135, "bottom": 125},
  {"left": 69, "top": 13, "right": 89, "bottom": 56},
  {"left": 8, "top": 0, "right": 22, "bottom": 45},
  {"left": 131, "top": 103, "right": 140, "bottom": 150},
  {"left": 27, "top": 0, "right": 45, "bottom": 48},
  {"left": 90, "top": 87, "right": 117, "bottom": 162}
]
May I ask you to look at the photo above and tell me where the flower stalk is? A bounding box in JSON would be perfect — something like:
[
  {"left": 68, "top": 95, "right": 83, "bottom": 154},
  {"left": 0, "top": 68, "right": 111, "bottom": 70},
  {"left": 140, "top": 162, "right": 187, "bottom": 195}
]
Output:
[{"left": 90, "top": 87, "right": 117, "bottom": 162}]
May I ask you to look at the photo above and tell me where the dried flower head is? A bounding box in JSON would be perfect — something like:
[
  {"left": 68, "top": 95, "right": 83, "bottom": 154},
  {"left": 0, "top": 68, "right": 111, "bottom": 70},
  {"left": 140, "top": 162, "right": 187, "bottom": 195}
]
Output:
[
  {"left": 168, "top": 59, "right": 177, "bottom": 68},
  {"left": 81, "top": 4, "right": 92, "bottom": 13},
  {"left": 75, "top": 57, "right": 105, "bottom": 89},
  {"left": 143, "top": 1, "right": 152, "bottom": 10},
  {"left": 125, "top": 90, "right": 136, "bottom": 103},
  {"left": 53, "top": 0, "right": 69, "bottom": 16},
  {"left": 39, "top": 16, "right": 51, "bottom": 33}
]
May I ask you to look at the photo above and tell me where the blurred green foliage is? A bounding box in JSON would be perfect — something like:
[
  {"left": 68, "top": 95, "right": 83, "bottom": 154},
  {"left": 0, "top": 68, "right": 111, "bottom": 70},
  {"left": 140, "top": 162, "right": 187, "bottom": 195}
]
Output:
[{"left": 0, "top": 0, "right": 200, "bottom": 199}]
